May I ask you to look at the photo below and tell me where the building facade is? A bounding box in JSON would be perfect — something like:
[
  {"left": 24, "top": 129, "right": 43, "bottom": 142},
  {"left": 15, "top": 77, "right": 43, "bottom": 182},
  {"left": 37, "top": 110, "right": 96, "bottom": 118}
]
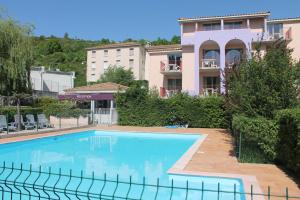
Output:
[
  {"left": 86, "top": 42, "right": 146, "bottom": 83},
  {"left": 31, "top": 66, "right": 75, "bottom": 97},
  {"left": 86, "top": 12, "right": 300, "bottom": 97}
]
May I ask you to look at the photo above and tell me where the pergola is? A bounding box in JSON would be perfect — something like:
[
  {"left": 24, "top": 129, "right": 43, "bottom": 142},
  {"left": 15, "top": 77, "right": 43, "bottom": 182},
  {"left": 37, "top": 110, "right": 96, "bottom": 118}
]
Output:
[{"left": 58, "top": 82, "right": 128, "bottom": 113}]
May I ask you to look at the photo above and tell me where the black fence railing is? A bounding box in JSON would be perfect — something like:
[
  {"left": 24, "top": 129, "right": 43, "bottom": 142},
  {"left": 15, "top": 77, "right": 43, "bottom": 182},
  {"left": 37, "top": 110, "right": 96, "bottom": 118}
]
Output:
[{"left": 0, "top": 162, "right": 299, "bottom": 200}]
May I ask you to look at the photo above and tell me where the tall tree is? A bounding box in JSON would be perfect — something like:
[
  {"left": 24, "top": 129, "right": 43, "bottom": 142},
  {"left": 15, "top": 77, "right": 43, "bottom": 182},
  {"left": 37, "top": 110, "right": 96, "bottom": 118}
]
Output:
[
  {"left": 0, "top": 17, "right": 33, "bottom": 96},
  {"left": 225, "top": 40, "right": 299, "bottom": 118},
  {"left": 98, "top": 66, "right": 134, "bottom": 86}
]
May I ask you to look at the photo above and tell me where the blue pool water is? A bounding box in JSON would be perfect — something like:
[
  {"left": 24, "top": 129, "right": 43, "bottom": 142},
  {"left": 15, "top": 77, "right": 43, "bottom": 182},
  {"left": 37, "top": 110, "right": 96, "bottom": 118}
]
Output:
[{"left": 0, "top": 130, "right": 245, "bottom": 200}]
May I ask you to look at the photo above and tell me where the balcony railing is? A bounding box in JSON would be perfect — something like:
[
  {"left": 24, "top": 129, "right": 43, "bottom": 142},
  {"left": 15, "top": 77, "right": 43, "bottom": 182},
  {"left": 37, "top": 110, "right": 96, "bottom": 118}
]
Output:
[
  {"left": 201, "top": 59, "right": 220, "bottom": 69},
  {"left": 160, "top": 60, "right": 182, "bottom": 73},
  {"left": 253, "top": 27, "right": 292, "bottom": 42},
  {"left": 200, "top": 88, "right": 219, "bottom": 96},
  {"left": 160, "top": 87, "right": 181, "bottom": 98}
]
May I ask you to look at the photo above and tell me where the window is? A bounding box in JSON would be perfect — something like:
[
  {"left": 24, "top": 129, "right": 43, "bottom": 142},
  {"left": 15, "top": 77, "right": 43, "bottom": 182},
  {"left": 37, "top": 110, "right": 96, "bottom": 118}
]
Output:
[
  {"left": 167, "top": 79, "right": 182, "bottom": 90},
  {"left": 203, "top": 23, "right": 221, "bottom": 31},
  {"left": 116, "top": 49, "right": 121, "bottom": 57},
  {"left": 91, "top": 73, "right": 95, "bottom": 76},
  {"left": 91, "top": 50, "right": 96, "bottom": 58},
  {"left": 116, "top": 60, "right": 121, "bottom": 65},
  {"left": 103, "top": 61, "right": 108, "bottom": 70},
  {"left": 91, "top": 62, "right": 96, "bottom": 69},
  {"left": 104, "top": 50, "right": 108, "bottom": 57},
  {"left": 226, "top": 49, "right": 242, "bottom": 65},
  {"left": 204, "top": 76, "right": 220, "bottom": 89},
  {"left": 129, "top": 59, "right": 134, "bottom": 68},
  {"left": 129, "top": 48, "right": 134, "bottom": 56},
  {"left": 267, "top": 23, "right": 283, "bottom": 39},
  {"left": 203, "top": 50, "right": 220, "bottom": 65},
  {"left": 224, "top": 21, "right": 243, "bottom": 29}
]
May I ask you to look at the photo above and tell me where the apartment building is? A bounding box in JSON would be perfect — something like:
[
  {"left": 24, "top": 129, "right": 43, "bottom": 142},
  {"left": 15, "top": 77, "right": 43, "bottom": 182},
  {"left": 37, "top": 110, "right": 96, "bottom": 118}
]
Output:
[
  {"left": 86, "top": 42, "right": 146, "bottom": 83},
  {"left": 86, "top": 12, "right": 300, "bottom": 97}
]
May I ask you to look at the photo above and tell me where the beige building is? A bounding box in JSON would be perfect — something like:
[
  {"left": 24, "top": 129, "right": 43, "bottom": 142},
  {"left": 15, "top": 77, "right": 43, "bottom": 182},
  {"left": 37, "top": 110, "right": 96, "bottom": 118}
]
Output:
[{"left": 86, "top": 42, "right": 146, "bottom": 83}]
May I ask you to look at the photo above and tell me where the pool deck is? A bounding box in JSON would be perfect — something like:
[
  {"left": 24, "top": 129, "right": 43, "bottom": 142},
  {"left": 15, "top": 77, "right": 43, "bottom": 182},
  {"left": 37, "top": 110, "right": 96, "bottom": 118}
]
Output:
[{"left": 0, "top": 126, "right": 299, "bottom": 199}]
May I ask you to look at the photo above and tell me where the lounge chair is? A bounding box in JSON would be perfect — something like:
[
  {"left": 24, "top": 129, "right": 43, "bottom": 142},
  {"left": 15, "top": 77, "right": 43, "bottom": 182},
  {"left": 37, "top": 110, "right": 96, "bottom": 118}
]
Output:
[
  {"left": 0, "top": 115, "right": 17, "bottom": 131},
  {"left": 26, "top": 114, "right": 42, "bottom": 129},
  {"left": 14, "top": 114, "right": 35, "bottom": 130},
  {"left": 37, "top": 114, "right": 54, "bottom": 128}
]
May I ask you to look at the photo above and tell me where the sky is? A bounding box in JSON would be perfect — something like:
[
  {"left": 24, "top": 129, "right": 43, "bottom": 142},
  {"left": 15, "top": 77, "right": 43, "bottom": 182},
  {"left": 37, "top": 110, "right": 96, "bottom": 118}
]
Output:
[{"left": 0, "top": 0, "right": 299, "bottom": 41}]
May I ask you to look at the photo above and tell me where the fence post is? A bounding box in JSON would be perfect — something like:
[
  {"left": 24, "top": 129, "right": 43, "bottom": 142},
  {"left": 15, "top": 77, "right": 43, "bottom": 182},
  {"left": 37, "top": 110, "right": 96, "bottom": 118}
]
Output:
[
  {"left": 238, "top": 131, "right": 242, "bottom": 160},
  {"left": 77, "top": 117, "right": 79, "bottom": 127},
  {"left": 36, "top": 115, "right": 39, "bottom": 132},
  {"left": 286, "top": 187, "right": 289, "bottom": 200},
  {"left": 6, "top": 114, "right": 8, "bottom": 134},
  {"left": 59, "top": 116, "right": 61, "bottom": 129}
]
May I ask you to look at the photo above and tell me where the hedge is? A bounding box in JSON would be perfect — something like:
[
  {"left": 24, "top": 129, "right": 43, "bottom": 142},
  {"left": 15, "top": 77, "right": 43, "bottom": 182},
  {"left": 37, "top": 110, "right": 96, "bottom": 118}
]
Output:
[
  {"left": 0, "top": 106, "right": 43, "bottom": 122},
  {"left": 276, "top": 108, "right": 300, "bottom": 174},
  {"left": 116, "top": 92, "right": 227, "bottom": 128},
  {"left": 232, "top": 115, "right": 278, "bottom": 162}
]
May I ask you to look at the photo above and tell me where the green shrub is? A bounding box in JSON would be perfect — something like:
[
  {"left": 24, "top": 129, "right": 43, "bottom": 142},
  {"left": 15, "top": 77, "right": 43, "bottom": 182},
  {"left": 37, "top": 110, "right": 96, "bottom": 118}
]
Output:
[
  {"left": 276, "top": 108, "right": 300, "bottom": 174},
  {"left": 116, "top": 89, "right": 226, "bottom": 128},
  {"left": 43, "top": 102, "right": 90, "bottom": 118},
  {"left": 232, "top": 115, "right": 278, "bottom": 162},
  {"left": 0, "top": 106, "right": 43, "bottom": 121}
]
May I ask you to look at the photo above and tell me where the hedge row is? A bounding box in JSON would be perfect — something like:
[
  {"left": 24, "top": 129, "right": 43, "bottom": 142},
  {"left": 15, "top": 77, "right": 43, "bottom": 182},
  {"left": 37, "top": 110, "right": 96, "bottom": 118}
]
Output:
[
  {"left": 116, "top": 92, "right": 227, "bottom": 128},
  {"left": 232, "top": 115, "right": 278, "bottom": 162},
  {"left": 232, "top": 108, "right": 300, "bottom": 174},
  {"left": 276, "top": 109, "right": 300, "bottom": 174}
]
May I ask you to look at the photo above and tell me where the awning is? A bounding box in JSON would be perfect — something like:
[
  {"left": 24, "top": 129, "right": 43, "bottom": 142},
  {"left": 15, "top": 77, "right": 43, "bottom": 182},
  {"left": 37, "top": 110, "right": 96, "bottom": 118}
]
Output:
[{"left": 58, "top": 93, "right": 114, "bottom": 101}]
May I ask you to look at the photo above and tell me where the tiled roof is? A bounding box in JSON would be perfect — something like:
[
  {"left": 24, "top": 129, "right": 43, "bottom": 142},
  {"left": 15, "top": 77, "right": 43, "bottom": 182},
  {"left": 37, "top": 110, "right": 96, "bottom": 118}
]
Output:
[
  {"left": 86, "top": 42, "right": 142, "bottom": 50},
  {"left": 146, "top": 44, "right": 182, "bottom": 52},
  {"left": 178, "top": 11, "right": 270, "bottom": 23},
  {"left": 268, "top": 17, "right": 300, "bottom": 23},
  {"left": 64, "top": 82, "right": 128, "bottom": 92}
]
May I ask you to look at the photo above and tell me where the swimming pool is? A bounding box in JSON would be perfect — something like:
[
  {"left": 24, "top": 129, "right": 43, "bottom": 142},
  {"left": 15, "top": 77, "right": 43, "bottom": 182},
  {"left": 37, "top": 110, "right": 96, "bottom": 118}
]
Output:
[{"left": 0, "top": 130, "right": 245, "bottom": 200}]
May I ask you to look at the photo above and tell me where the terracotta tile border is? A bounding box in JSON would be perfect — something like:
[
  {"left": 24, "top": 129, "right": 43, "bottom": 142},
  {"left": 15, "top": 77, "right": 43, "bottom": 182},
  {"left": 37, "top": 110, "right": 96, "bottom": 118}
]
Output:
[{"left": 168, "top": 134, "right": 265, "bottom": 200}]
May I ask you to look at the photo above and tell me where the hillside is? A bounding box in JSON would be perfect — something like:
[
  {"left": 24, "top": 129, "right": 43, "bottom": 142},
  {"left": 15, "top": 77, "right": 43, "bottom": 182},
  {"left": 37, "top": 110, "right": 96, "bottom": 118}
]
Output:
[{"left": 32, "top": 35, "right": 180, "bottom": 86}]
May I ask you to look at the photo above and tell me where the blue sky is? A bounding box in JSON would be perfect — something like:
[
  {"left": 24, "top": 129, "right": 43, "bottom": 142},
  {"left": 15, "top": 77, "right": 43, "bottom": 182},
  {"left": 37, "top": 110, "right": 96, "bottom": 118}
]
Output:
[{"left": 0, "top": 0, "right": 299, "bottom": 41}]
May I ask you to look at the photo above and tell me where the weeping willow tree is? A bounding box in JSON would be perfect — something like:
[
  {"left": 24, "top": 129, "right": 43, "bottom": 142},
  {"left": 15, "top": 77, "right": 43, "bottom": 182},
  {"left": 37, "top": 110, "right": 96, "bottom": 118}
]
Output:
[{"left": 0, "top": 17, "right": 33, "bottom": 96}]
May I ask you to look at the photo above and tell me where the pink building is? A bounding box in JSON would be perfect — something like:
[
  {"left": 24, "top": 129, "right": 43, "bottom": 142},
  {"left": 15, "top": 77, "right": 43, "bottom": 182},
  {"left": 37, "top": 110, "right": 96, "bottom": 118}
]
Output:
[
  {"left": 146, "top": 12, "right": 300, "bottom": 97},
  {"left": 86, "top": 12, "right": 300, "bottom": 98}
]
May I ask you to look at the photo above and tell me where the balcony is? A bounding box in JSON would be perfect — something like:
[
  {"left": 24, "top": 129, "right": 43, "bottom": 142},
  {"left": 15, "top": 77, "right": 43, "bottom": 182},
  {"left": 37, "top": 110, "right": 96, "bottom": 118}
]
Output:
[
  {"left": 200, "top": 88, "right": 219, "bottom": 96},
  {"left": 200, "top": 59, "right": 220, "bottom": 70},
  {"left": 253, "top": 27, "right": 292, "bottom": 43},
  {"left": 160, "top": 60, "right": 182, "bottom": 74},
  {"left": 160, "top": 87, "right": 181, "bottom": 98}
]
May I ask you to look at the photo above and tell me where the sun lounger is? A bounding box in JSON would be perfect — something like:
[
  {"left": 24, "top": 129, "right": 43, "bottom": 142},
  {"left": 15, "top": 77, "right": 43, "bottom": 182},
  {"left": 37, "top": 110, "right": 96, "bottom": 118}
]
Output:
[
  {"left": 37, "top": 114, "right": 54, "bottom": 128},
  {"left": 0, "top": 115, "right": 17, "bottom": 131},
  {"left": 14, "top": 114, "right": 35, "bottom": 130}
]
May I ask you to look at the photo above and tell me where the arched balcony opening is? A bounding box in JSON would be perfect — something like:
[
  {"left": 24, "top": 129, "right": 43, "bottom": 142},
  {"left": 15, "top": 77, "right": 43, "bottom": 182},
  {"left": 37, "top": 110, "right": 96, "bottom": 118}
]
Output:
[
  {"left": 225, "top": 39, "right": 247, "bottom": 68},
  {"left": 199, "top": 40, "right": 221, "bottom": 96},
  {"left": 199, "top": 40, "right": 221, "bottom": 70}
]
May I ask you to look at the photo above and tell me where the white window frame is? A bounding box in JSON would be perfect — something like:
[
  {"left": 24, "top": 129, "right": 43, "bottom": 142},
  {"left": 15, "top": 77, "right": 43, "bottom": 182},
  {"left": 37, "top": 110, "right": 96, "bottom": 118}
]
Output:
[
  {"left": 129, "top": 59, "right": 134, "bottom": 68},
  {"left": 91, "top": 50, "right": 96, "bottom": 58},
  {"left": 104, "top": 50, "right": 108, "bottom": 57},
  {"left": 91, "top": 61, "right": 96, "bottom": 69},
  {"left": 116, "top": 49, "right": 121, "bottom": 57},
  {"left": 129, "top": 48, "right": 134, "bottom": 56},
  {"left": 103, "top": 61, "right": 109, "bottom": 70}
]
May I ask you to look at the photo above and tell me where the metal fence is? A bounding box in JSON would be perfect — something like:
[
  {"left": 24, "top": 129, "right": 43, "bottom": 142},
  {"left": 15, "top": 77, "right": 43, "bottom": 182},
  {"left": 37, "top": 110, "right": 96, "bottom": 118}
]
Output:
[{"left": 0, "top": 162, "right": 299, "bottom": 200}]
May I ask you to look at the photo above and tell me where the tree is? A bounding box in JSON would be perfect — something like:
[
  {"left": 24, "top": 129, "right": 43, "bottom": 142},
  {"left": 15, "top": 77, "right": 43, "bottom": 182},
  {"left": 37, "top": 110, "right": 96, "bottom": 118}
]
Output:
[
  {"left": 0, "top": 17, "right": 33, "bottom": 96},
  {"left": 46, "top": 39, "right": 62, "bottom": 54},
  {"left": 98, "top": 66, "right": 134, "bottom": 86},
  {"left": 170, "top": 35, "right": 181, "bottom": 44},
  {"left": 225, "top": 40, "right": 299, "bottom": 118}
]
